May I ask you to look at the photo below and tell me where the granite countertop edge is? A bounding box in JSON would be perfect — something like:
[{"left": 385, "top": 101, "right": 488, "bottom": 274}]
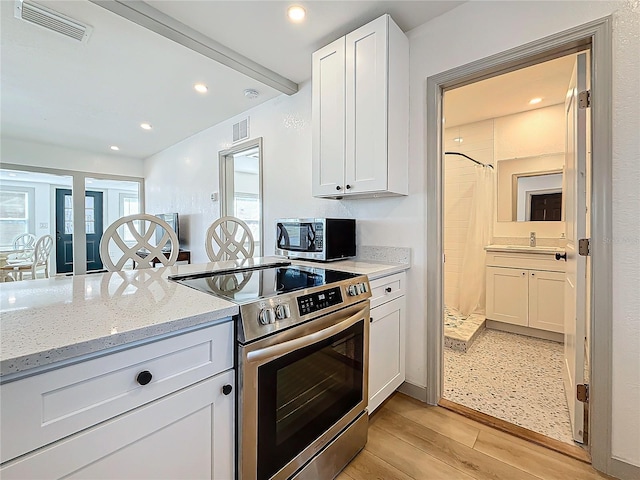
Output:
[{"left": 0, "top": 304, "right": 238, "bottom": 381}]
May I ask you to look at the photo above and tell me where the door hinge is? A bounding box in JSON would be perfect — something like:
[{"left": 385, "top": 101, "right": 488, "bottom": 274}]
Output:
[
  {"left": 577, "top": 384, "right": 589, "bottom": 403},
  {"left": 578, "top": 238, "right": 590, "bottom": 256},
  {"left": 578, "top": 90, "right": 591, "bottom": 109}
]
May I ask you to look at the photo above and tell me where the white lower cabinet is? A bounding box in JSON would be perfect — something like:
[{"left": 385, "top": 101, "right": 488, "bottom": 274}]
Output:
[
  {"left": 0, "top": 322, "right": 235, "bottom": 480},
  {"left": 368, "top": 272, "right": 406, "bottom": 413},
  {"left": 486, "top": 265, "right": 565, "bottom": 334}
]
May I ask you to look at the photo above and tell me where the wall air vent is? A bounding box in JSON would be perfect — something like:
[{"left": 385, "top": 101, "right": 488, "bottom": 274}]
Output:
[
  {"left": 233, "top": 118, "right": 250, "bottom": 143},
  {"left": 14, "top": 0, "right": 92, "bottom": 43}
]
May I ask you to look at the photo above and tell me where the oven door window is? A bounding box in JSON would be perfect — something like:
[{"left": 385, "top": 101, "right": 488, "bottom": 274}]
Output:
[{"left": 257, "top": 320, "right": 364, "bottom": 479}]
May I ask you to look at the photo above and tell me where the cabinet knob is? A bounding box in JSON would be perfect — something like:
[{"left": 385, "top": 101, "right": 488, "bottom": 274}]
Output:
[
  {"left": 222, "top": 384, "right": 233, "bottom": 395},
  {"left": 345, "top": 184, "right": 352, "bottom": 190},
  {"left": 136, "top": 370, "right": 153, "bottom": 386},
  {"left": 522, "top": 272, "right": 526, "bottom": 276},
  {"left": 370, "top": 317, "right": 374, "bottom": 323},
  {"left": 336, "top": 185, "right": 342, "bottom": 191},
  {"left": 555, "top": 252, "right": 567, "bottom": 261},
  {"left": 385, "top": 287, "right": 392, "bottom": 293}
]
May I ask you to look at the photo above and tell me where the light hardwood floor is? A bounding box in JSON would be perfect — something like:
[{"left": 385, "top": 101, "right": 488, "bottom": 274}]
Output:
[{"left": 337, "top": 393, "right": 614, "bottom": 480}]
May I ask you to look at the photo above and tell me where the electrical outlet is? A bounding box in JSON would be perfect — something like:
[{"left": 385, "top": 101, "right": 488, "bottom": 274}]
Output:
[
  {"left": 39, "top": 223, "right": 48, "bottom": 229},
  {"left": 210, "top": 192, "right": 218, "bottom": 202}
]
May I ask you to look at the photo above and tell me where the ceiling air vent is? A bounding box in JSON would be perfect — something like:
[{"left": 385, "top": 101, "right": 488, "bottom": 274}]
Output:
[
  {"left": 14, "top": 0, "right": 92, "bottom": 43},
  {"left": 233, "top": 118, "right": 250, "bottom": 143}
]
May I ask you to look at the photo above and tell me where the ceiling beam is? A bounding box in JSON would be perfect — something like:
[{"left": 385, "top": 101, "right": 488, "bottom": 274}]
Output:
[{"left": 90, "top": 0, "right": 299, "bottom": 95}]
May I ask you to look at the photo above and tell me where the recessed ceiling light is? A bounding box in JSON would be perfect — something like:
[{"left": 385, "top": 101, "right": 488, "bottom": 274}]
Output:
[
  {"left": 110, "top": 145, "right": 120, "bottom": 151},
  {"left": 8, "top": 173, "right": 17, "bottom": 177},
  {"left": 140, "top": 123, "right": 152, "bottom": 130},
  {"left": 453, "top": 137, "right": 463, "bottom": 143},
  {"left": 287, "top": 5, "right": 306, "bottom": 22},
  {"left": 529, "top": 97, "right": 542, "bottom": 105},
  {"left": 194, "top": 83, "right": 208, "bottom": 93}
]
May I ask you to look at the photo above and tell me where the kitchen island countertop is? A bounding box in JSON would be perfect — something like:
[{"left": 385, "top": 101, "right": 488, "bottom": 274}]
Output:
[{"left": 0, "top": 256, "right": 409, "bottom": 379}]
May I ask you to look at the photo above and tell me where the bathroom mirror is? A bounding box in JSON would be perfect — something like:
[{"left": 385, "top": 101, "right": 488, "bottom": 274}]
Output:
[{"left": 496, "top": 154, "right": 565, "bottom": 222}]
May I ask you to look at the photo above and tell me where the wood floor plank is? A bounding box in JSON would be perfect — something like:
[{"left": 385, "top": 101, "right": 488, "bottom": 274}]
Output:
[
  {"left": 439, "top": 398, "right": 591, "bottom": 463},
  {"left": 335, "top": 471, "right": 355, "bottom": 480},
  {"left": 385, "top": 393, "right": 480, "bottom": 448},
  {"left": 373, "top": 408, "right": 539, "bottom": 480},
  {"left": 343, "top": 449, "right": 414, "bottom": 480},
  {"left": 366, "top": 422, "right": 476, "bottom": 479},
  {"left": 435, "top": 404, "right": 601, "bottom": 470},
  {"left": 474, "top": 430, "right": 615, "bottom": 480}
]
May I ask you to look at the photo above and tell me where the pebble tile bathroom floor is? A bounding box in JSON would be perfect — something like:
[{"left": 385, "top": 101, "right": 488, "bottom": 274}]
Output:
[{"left": 443, "top": 328, "right": 575, "bottom": 445}]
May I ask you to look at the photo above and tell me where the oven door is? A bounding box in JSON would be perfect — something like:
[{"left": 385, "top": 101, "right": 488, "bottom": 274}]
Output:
[{"left": 238, "top": 302, "right": 369, "bottom": 480}]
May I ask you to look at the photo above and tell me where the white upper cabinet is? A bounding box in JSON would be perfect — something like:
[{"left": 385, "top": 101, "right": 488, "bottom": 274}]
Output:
[{"left": 312, "top": 14, "right": 409, "bottom": 199}]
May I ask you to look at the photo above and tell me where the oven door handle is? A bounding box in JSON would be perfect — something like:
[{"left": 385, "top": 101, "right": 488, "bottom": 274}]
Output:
[{"left": 246, "top": 307, "right": 367, "bottom": 364}]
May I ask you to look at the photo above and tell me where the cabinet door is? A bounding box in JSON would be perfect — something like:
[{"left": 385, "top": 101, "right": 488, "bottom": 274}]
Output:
[
  {"left": 486, "top": 266, "right": 528, "bottom": 326},
  {"left": 345, "top": 14, "right": 388, "bottom": 194},
  {"left": 312, "top": 36, "right": 346, "bottom": 197},
  {"left": 528, "top": 270, "right": 565, "bottom": 333},
  {"left": 368, "top": 296, "right": 405, "bottom": 413},
  {"left": 1, "top": 371, "right": 235, "bottom": 480}
]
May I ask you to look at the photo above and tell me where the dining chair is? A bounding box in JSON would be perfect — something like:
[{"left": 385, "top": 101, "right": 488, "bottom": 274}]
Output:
[
  {"left": 6, "top": 233, "right": 37, "bottom": 264},
  {"left": 99, "top": 214, "right": 179, "bottom": 271},
  {"left": 205, "top": 216, "right": 255, "bottom": 262},
  {"left": 1, "top": 234, "right": 54, "bottom": 281}
]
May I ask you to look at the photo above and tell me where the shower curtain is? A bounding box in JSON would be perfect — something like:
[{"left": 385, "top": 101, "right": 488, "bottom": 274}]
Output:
[{"left": 458, "top": 165, "right": 495, "bottom": 316}]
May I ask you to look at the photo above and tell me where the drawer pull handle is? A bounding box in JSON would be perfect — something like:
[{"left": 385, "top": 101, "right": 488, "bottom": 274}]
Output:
[
  {"left": 385, "top": 287, "right": 392, "bottom": 293},
  {"left": 222, "top": 384, "right": 233, "bottom": 395},
  {"left": 136, "top": 370, "right": 153, "bottom": 386}
]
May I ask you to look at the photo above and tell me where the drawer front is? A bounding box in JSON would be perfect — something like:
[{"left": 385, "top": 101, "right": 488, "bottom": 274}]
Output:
[
  {"left": 486, "top": 252, "right": 565, "bottom": 272},
  {"left": 369, "top": 272, "right": 406, "bottom": 309},
  {"left": 1, "top": 321, "right": 233, "bottom": 463}
]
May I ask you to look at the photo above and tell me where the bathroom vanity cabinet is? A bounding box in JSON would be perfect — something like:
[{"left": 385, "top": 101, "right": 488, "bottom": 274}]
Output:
[
  {"left": 368, "top": 271, "right": 406, "bottom": 413},
  {"left": 0, "top": 322, "right": 235, "bottom": 480},
  {"left": 485, "top": 248, "right": 566, "bottom": 337},
  {"left": 311, "top": 14, "right": 408, "bottom": 199}
]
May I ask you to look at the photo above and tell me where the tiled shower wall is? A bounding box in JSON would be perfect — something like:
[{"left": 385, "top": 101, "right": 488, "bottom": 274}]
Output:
[{"left": 443, "top": 120, "right": 494, "bottom": 309}]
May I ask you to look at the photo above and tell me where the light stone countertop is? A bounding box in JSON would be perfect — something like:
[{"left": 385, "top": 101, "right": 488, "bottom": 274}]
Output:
[
  {"left": 0, "top": 256, "right": 409, "bottom": 379},
  {"left": 0, "top": 265, "right": 239, "bottom": 378},
  {"left": 291, "top": 259, "right": 409, "bottom": 280},
  {"left": 484, "top": 244, "right": 564, "bottom": 255}
]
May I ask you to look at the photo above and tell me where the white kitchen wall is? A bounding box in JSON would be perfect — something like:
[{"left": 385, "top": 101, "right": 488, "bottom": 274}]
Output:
[
  {"left": 409, "top": 0, "right": 639, "bottom": 467},
  {"left": 146, "top": 3, "right": 639, "bottom": 466}
]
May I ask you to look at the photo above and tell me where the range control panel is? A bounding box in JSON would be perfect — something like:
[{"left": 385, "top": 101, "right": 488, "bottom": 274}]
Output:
[{"left": 297, "top": 286, "right": 343, "bottom": 316}]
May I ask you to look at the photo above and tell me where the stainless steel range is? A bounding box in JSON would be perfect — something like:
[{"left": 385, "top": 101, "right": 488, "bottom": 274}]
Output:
[{"left": 170, "top": 260, "right": 371, "bottom": 480}]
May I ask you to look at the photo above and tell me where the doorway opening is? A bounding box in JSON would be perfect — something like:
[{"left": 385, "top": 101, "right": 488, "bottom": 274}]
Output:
[
  {"left": 425, "top": 19, "right": 613, "bottom": 468},
  {"left": 440, "top": 51, "right": 590, "bottom": 452},
  {"left": 218, "top": 138, "right": 263, "bottom": 256}
]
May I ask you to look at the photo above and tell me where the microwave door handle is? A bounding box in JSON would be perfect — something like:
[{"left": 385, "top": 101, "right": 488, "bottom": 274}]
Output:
[{"left": 246, "top": 306, "right": 367, "bottom": 364}]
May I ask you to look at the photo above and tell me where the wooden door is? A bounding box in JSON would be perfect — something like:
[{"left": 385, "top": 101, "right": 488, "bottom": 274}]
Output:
[
  {"left": 563, "top": 52, "right": 588, "bottom": 444},
  {"left": 369, "top": 296, "right": 405, "bottom": 413},
  {"left": 312, "top": 36, "right": 346, "bottom": 196},
  {"left": 528, "top": 270, "right": 565, "bottom": 333},
  {"left": 0, "top": 370, "right": 234, "bottom": 480},
  {"left": 345, "top": 14, "right": 388, "bottom": 194},
  {"left": 485, "top": 266, "right": 528, "bottom": 326},
  {"left": 55, "top": 189, "right": 104, "bottom": 273}
]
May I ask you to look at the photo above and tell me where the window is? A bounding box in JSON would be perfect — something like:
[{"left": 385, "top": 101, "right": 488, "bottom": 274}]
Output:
[
  {"left": 0, "top": 187, "right": 35, "bottom": 248},
  {"left": 119, "top": 193, "right": 140, "bottom": 242}
]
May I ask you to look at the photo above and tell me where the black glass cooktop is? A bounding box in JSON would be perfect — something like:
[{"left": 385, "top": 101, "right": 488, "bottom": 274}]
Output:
[{"left": 171, "top": 265, "right": 359, "bottom": 303}]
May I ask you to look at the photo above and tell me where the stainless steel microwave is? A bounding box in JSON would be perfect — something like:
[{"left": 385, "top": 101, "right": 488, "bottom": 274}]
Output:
[{"left": 275, "top": 218, "right": 356, "bottom": 261}]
